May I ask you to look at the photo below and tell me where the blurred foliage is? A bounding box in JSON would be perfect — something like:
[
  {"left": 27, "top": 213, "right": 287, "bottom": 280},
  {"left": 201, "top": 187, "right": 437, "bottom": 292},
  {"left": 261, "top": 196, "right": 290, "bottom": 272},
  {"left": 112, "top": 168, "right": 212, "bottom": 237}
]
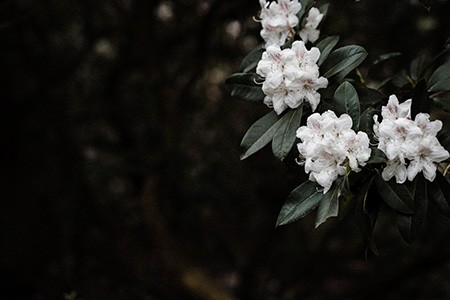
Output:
[{"left": 0, "top": 0, "right": 449, "bottom": 299}]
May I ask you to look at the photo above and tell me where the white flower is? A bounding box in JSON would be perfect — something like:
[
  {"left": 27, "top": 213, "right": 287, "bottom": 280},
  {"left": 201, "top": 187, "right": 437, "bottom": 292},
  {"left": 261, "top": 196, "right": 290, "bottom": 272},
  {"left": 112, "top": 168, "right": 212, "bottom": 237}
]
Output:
[
  {"left": 377, "top": 118, "right": 422, "bottom": 163},
  {"left": 255, "top": 45, "right": 284, "bottom": 89},
  {"left": 259, "top": 0, "right": 301, "bottom": 47},
  {"left": 256, "top": 41, "right": 328, "bottom": 114},
  {"left": 382, "top": 158, "right": 407, "bottom": 184},
  {"left": 381, "top": 94, "right": 411, "bottom": 120},
  {"left": 407, "top": 115, "right": 449, "bottom": 181},
  {"left": 299, "top": 7, "right": 323, "bottom": 43},
  {"left": 345, "top": 131, "right": 371, "bottom": 171},
  {"left": 297, "top": 111, "right": 371, "bottom": 193},
  {"left": 373, "top": 95, "right": 449, "bottom": 183},
  {"left": 407, "top": 135, "right": 449, "bottom": 181},
  {"left": 414, "top": 113, "right": 442, "bottom": 136}
]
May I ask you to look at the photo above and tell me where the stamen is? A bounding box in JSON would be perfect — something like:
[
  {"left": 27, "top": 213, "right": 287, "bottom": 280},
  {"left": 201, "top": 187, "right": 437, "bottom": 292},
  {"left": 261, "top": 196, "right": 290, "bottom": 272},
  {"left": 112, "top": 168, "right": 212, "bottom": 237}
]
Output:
[
  {"left": 295, "top": 157, "right": 305, "bottom": 166},
  {"left": 253, "top": 77, "right": 265, "bottom": 85},
  {"left": 444, "top": 163, "right": 450, "bottom": 176},
  {"left": 253, "top": 16, "right": 262, "bottom": 23}
]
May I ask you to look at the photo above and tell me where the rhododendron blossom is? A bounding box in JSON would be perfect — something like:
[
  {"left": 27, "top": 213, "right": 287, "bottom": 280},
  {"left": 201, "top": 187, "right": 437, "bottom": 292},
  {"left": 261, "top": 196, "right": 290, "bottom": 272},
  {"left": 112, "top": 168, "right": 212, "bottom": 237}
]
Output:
[
  {"left": 256, "top": 41, "right": 328, "bottom": 114},
  {"left": 259, "top": 0, "right": 301, "bottom": 47},
  {"left": 296, "top": 111, "right": 371, "bottom": 193},
  {"left": 225, "top": 0, "right": 450, "bottom": 240},
  {"left": 299, "top": 7, "right": 323, "bottom": 43},
  {"left": 373, "top": 95, "right": 449, "bottom": 183}
]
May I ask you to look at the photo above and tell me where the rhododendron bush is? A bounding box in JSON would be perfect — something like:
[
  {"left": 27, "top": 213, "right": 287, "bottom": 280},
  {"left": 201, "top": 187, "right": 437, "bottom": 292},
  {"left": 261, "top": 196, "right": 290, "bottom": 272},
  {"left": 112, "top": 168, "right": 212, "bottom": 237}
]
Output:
[{"left": 225, "top": 0, "right": 450, "bottom": 246}]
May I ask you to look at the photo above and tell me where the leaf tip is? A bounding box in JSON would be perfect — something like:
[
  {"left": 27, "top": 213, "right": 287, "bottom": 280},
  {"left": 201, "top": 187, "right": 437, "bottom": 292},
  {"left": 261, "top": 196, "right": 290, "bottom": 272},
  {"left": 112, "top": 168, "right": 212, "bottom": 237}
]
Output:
[{"left": 275, "top": 216, "right": 287, "bottom": 227}]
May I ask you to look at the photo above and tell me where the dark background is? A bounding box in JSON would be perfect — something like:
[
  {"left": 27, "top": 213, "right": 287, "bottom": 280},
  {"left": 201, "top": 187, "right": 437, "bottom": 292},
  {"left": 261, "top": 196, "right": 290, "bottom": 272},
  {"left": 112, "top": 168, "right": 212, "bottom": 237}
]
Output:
[{"left": 0, "top": 0, "right": 450, "bottom": 299}]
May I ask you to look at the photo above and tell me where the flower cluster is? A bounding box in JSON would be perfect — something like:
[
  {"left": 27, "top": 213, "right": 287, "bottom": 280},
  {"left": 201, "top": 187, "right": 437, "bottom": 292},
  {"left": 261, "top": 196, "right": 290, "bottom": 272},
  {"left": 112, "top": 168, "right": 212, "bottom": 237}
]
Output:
[
  {"left": 299, "top": 7, "right": 323, "bottom": 44},
  {"left": 256, "top": 41, "right": 328, "bottom": 114},
  {"left": 296, "top": 111, "right": 371, "bottom": 193},
  {"left": 258, "top": 0, "right": 301, "bottom": 47},
  {"left": 226, "top": 0, "right": 450, "bottom": 238},
  {"left": 374, "top": 95, "right": 449, "bottom": 183}
]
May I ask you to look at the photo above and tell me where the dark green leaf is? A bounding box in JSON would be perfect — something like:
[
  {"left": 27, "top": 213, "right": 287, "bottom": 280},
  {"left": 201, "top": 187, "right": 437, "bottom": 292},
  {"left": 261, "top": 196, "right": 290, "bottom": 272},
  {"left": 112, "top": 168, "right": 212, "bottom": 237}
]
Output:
[
  {"left": 272, "top": 106, "right": 303, "bottom": 161},
  {"left": 391, "top": 69, "right": 410, "bottom": 88},
  {"left": 428, "top": 61, "right": 450, "bottom": 92},
  {"left": 410, "top": 53, "right": 431, "bottom": 81},
  {"left": 445, "top": 37, "right": 450, "bottom": 50},
  {"left": 419, "top": 0, "right": 432, "bottom": 10},
  {"left": 240, "top": 111, "right": 280, "bottom": 160},
  {"left": 354, "top": 175, "right": 380, "bottom": 257},
  {"left": 321, "top": 45, "right": 368, "bottom": 80},
  {"left": 438, "top": 131, "right": 450, "bottom": 148},
  {"left": 354, "top": 177, "right": 379, "bottom": 258},
  {"left": 431, "top": 91, "right": 450, "bottom": 111},
  {"left": 429, "top": 172, "right": 450, "bottom": 217},
  {"left": 368, "top": 52, "right": 402, "bottom": 79},
  {"left": 316, "top": 36, "right": 340, "bottom": 66},
  {"left": 337, "top": 176, "right": 352, "bottom": 221},
  {"left": 318, "top": 3, "right": 329, "bottom": 20},
  {"left": 375, "top": 175, "right": 415, "bottom": 214},
  {"left": 315, "top": 178, "right": 342, "bottom": 228},
  {"left": 333, "top": 81, "right": 360, "bottom": 130},
  {"left": 359, "top": 107, "right": 378, "bottom": 136},
  {"left": 411, "top": 79, "right": 429, "bottom": 119},
  {"left": 239, "top": 44, "right": 265, "bottom": 73},
  {"left": 355, "top": 85, "right": 383, "bottom": 107},
  {"left": 367, "top": 148, "right": 387, "bottom": 164},
  {"left": 338, "top": 192, "right": 354, "bottom": 220},
  {"left": 354, "top": 176, "right": 376, "bottom": 236},
  {"left": 276, "top": 181, "right": 324, "bottom": 226},
  {"left": 362, "top": 177, "right": 377, "bottom": 214},
  {"left": 225, "top": 73, "right": 265, "bottom": 102},
  {"left": 396, "top": 174, "right": 427, "bottom": 244},
  {"left": 366, "top": 239, "right": 380, "bottom": 257},
  {"left": 372, "top": 52, "right": 403, "bottom": 67}
]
